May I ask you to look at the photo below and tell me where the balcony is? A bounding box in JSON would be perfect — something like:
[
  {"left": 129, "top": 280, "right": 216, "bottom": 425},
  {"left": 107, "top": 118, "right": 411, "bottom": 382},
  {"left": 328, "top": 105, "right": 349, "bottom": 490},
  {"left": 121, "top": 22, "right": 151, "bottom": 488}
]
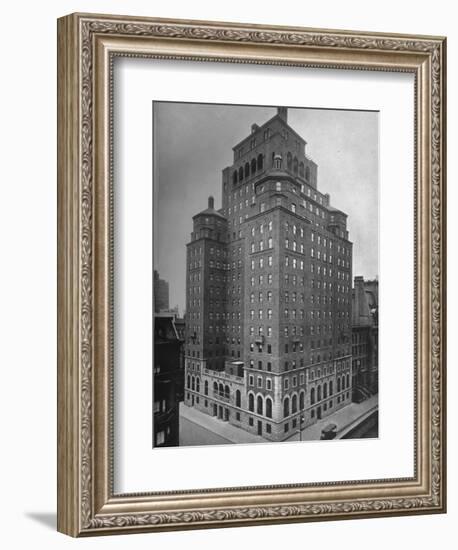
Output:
[
  {"left": 212, "top": 391, "right": 231, "bottom": 402},
  {"left": 203, "top": 368, "right": 244, "bottom": 382}
]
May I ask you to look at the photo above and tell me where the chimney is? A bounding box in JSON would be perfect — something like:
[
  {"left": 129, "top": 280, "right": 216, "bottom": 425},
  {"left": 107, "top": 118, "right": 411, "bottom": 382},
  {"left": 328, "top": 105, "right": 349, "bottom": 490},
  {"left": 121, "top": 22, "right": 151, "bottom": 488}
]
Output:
[
  {"left": 208, "top": 196, "right": 214, "bottom": 209},
  {"left": 277, "top": 106, "right": 288, "bottom": 122}
]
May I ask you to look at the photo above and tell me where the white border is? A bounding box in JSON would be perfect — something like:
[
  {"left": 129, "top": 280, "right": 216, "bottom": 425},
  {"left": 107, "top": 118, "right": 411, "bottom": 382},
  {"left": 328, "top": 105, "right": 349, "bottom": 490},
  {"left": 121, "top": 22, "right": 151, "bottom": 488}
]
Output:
[{"left": 114, "top": 58, "right": 414, "bottom": 493}]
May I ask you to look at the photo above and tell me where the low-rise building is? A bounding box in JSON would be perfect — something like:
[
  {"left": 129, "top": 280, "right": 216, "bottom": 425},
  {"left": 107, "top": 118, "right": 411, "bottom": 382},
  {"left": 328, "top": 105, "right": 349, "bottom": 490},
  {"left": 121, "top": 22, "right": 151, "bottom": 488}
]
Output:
[{"left": 153, "top": 314, "right": 184, "bottom": 447}]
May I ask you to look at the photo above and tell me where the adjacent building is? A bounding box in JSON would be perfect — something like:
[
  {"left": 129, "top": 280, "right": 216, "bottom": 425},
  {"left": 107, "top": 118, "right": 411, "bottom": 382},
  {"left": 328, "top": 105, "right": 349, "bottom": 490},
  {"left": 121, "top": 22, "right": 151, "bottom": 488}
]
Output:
[
  {"left": 351, "top": 276, "right": 378, "bottom": 400},
  {"left": 154, "top": 270, "right": 169, "bottom": 313},
  {"left": 153, "top": 314, "right": 184, "bottom": 447},
  {"left": 184, "top": 107, "right": 353, "bottom": 441}
]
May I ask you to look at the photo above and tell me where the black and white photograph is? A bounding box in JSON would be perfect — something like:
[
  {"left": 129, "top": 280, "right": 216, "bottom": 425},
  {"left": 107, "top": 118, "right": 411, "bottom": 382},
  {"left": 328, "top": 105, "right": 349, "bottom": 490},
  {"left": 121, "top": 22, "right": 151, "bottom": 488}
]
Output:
[{"left": 153, "top": 101, "right": 379, "bottom": 448}]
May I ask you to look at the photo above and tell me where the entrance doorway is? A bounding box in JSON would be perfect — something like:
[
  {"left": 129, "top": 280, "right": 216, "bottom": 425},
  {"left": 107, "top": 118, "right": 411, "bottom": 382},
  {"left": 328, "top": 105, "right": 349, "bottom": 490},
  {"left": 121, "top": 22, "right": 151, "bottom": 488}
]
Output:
[
  {"left": 317, "top": 406, "right": 322, "bottom": 420},
  {"left": 257, "top": 420, "right": 262, "bottom": 435}
]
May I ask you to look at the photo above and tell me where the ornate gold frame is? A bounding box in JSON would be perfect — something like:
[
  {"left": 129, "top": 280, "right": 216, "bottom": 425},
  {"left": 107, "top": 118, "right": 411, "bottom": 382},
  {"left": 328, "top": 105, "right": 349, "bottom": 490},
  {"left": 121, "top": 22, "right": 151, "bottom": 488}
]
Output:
[{"left": 57, "top": 12, "right": 446, "bottom": 536}]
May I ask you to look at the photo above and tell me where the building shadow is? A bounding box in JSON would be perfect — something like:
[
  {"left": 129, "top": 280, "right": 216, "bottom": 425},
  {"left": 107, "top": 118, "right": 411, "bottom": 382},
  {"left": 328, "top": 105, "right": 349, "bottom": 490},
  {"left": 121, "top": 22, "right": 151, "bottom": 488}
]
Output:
[{"left": 25, "top": 512, "right": 56, "bottom": 530}]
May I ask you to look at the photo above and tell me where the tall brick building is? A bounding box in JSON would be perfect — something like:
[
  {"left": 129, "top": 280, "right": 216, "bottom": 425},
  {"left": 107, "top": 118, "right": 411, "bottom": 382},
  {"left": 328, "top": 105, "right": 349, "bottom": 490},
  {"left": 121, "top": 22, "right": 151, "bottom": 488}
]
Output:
[{"left": 184, "top": 107, "right": 353, "bottom": 441}]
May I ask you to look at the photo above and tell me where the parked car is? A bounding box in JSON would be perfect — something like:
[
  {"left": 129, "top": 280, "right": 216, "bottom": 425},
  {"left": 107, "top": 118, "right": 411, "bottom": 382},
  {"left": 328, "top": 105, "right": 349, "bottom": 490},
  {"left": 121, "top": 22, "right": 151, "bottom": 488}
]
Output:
[
  {"left": 320, "top": 423, "right": 338, "bottom": 440},
  {"left": 353, "top": 391, "right": 366, "bottom": 404}
]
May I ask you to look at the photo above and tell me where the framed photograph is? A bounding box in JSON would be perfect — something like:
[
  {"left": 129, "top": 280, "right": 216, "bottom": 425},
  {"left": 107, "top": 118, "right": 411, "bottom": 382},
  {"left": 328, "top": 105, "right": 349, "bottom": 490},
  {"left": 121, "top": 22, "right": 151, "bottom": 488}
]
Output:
[{"left": 57, "top": 13, "right": 446, "bottom": 536}]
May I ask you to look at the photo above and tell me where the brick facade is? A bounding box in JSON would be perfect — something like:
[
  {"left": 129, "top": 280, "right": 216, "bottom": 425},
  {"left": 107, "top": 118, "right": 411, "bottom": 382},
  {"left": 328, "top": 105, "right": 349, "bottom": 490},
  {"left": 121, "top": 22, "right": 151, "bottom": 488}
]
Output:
[{"left": 184, "top": 108, "right": 353, "bottom": 442}]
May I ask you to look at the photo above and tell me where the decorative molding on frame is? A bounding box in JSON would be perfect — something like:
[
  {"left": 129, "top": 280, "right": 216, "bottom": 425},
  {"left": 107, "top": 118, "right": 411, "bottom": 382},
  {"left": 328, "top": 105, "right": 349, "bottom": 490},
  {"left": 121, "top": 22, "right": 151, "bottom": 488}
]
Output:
[{"left": 57, "top": 13, "right": 446, "bottom": 536}]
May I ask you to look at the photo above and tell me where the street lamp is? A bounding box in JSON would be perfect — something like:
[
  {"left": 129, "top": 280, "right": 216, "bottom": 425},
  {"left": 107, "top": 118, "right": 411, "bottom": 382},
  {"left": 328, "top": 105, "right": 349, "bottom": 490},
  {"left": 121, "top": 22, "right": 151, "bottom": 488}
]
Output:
[{"left": 298, "top": 415, "right": 305, "bottom": 441}]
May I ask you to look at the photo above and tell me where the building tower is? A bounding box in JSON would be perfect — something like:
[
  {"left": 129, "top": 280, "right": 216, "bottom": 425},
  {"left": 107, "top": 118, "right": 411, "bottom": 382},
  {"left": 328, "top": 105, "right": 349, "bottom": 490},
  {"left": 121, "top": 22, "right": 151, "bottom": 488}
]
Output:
[{"left": 184, "top": 107, "right": 353, "bottom": 441}]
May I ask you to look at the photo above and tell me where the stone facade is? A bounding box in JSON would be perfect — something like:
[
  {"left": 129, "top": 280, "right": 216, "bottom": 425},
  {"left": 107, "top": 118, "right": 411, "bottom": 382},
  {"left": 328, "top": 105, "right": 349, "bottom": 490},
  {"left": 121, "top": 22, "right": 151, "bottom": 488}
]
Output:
[
  {"left": 351, "top": 277, "right": 378, "bottom": 399},
  {"left": 184, "top": 108, "right": 353, "bottom": 441}
]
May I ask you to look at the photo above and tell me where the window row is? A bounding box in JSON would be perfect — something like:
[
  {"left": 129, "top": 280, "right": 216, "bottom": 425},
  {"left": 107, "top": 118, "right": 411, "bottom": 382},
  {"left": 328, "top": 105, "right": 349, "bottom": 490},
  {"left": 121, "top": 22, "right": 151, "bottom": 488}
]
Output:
[
  {"left": 232, "top": 154, "right": 264, "bottom": 184},
  {"left": 250, "top": 238, "right": 273, "bottom": 253},
  {"left": 250, "top": 256, "right": 273, "bottom": 270},
  {"left": 248, "top": 392, "right": 274, "bottom": 419},
  {"left": 250, "top": 220, "right": 273, "bottom": 236}
]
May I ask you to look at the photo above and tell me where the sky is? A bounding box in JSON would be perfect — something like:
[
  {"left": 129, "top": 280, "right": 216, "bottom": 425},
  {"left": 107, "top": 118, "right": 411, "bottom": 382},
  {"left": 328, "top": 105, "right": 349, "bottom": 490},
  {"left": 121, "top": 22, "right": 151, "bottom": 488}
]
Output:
[{"left": 154, "top": 102, "right": 379, "bottom": 315}]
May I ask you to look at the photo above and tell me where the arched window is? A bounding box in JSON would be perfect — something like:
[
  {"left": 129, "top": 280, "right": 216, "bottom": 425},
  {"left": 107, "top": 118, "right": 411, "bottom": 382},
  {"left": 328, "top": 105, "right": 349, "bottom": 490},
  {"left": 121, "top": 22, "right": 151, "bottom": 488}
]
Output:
[
  {"left": 244, "top": 162, "right": 250, "bottom": 178},
  {"left": 257, "top": 395, "right": 263, "bottom": 415},
  {"left": 266, "top": 397, "right": 272, "bottom": 418},
  {"left": 235, "top": 390, "right": 241, "bottom": 408},
  {"left": 191, "top": 376, "right": 195, "bottom": 391},
  {"left": 346, "top": 373, "right": 350, "bottom": 388},
  {"left": 196, "top": 378, "right": 200, "bottom": 393},
  {"left": 292, "top": 394, "right": 298, "bottom": 414},
  {"left": 329, "top": 380, "right": 333, "bottom": 395},
  {"left": 293, "top": 156, "right": 298, "bottom": 174},
  {"left": 213, "top": 381, "right": 218, "bottom": 394},
  {"left": 299, "top": 391, "right": 305, "bottom": 410},
  {"left": 317, "top": 385, "right": 321, "bottom": 401},
  {"left": 337, "top": 377, "right": 341, "bottom": 392},
  {"left": 239, "top": 166, "right": 244, "bottom": 181},
  {"left": 311, "top": 387, "right": 316, "bottom": 405},
  {"left": 283, "top": 396, "right": 290, "bottom": 418},
  {"left": 341, "top": 376, "right": 345, "bottom": 390},
  {"left": 323, "top": 382, "right": 327, "bottom": 399},
  {"left": 204, "top": 380, "right": 208, "bottom": 396},
  {"left": 225, "top": 385, "right": 230, "bottom": 399},
  {"left": 287, "top": 152, "right": 292, "bottom": 170},
  {"left": 219, "top": 383, "right": 224, "bottom": 396},
  {"left": 248, "top": 393, "right": 254, "bottom": 412},
  {"left": 251, "top": 158, "right": 257, "bottom": 174},
  {"left": 305, "top": 165, "right": 311, "bottom": 181},
  {"left": 257, "top": 153, "right": 263, "bottom": 170},
  {"left": 187, "top": 374, "right": 191, "bottom": 388},
  {"left": 233, "top": 170, "right": 238, "bottom": 185},
  {"left": 299, "top": 162, "right": 304, "bottom": 177}
]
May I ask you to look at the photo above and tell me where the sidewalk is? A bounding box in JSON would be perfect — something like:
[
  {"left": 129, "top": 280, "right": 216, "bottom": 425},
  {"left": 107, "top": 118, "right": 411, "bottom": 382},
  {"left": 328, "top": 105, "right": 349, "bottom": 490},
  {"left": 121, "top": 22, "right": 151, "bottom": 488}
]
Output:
[
  {"left": 286, "top": 395, "right": 379, "bottom": 442},
  {"left": 179, "top": 402, "right": 267, "bottom": 445}
]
